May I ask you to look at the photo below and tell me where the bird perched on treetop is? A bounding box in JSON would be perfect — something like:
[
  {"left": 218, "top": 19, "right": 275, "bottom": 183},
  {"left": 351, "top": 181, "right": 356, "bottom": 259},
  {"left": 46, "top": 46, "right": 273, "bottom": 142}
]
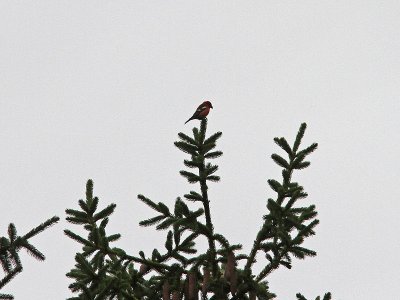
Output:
[{"left": 184, "top": 101, "right": 213, "bottom": 124}]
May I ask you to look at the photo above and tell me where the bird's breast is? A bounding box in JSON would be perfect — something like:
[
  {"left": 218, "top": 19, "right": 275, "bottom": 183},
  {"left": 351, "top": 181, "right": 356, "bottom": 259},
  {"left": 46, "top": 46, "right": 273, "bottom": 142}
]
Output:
[{"left": 198, "top": 107, "right": 210, "bottom": 118}]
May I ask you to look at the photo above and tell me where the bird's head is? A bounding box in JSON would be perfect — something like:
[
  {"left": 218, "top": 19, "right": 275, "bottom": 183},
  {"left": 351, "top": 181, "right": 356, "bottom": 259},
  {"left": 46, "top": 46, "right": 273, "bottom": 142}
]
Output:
[{"left": 203, "top": 101, "right": 213, "bottom": 109}]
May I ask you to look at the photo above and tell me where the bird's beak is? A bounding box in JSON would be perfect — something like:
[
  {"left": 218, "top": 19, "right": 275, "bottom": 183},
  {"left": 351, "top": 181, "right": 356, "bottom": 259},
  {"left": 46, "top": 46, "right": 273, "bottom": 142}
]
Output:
[{"left": 210, "top": 103, "right": 213, "bottom": 109}]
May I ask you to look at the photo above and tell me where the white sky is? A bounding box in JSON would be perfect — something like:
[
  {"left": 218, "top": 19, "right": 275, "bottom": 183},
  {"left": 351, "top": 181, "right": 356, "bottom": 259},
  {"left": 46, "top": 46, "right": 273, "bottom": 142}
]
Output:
[{"left": 1, "top": 1, "right": 399, "bottom": 299}]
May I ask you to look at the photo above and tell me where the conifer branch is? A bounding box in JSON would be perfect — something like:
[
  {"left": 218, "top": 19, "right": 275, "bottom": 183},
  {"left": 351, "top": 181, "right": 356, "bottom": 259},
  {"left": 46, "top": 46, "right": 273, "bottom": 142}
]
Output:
[
  {"left": 198, "top": 158, "right": 218, "bottom": 276},
  {"left": 184, "top": 119, "right": 220, "bottom": 277},
  {"left": 240, "top": 123, "right": 321, "bottom": 298},
  {"left": 0, "top": 216, "right": 59, "bottom": 298},
  {"left": 296, "top": 292, "right": 332, "bottom": 300},
  {"left": 21, "top": 216, "right": 60, "bottom": 240}
]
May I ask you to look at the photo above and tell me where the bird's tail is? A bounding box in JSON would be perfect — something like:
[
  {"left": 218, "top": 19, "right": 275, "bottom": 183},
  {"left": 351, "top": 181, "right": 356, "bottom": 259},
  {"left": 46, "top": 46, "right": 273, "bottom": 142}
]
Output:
[{"left": 184, "top": 117, "right": 193, "bottom": 124}]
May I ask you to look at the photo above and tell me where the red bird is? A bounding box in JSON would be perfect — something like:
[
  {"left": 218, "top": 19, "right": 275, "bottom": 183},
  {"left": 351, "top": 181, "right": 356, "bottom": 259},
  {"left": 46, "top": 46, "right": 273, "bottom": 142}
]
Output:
[{"left": 184, "top": 101, "right": 213, "bottom": 124}]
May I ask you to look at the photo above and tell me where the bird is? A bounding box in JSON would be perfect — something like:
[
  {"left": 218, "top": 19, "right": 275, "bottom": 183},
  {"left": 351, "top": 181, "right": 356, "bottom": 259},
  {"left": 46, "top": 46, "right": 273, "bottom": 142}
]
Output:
[{"left": 184, "top": 101, "right": 213, "bottom": 124}]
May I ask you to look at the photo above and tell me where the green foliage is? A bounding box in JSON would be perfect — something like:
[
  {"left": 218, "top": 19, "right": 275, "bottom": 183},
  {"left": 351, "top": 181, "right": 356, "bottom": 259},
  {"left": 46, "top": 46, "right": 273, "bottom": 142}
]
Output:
[
  {"left": 65, "top": 180, "right": 152, "bottom": 299},
  {"left": 243, "top": 124, "right": 319, "bottom": 293},
  {"left": 65, "top": 121, "right": 332, "bottom": 299},
  {"left": 0, "top": 216, "right": 59, "bottom": 299},
  {"left": 296, "top": 292, "right": 332, "bottom": 300}
]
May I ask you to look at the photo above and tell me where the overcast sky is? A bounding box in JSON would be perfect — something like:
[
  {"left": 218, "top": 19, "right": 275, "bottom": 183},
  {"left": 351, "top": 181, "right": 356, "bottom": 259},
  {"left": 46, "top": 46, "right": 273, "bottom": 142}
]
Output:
[{"left": 1, "top": 1, "right": 399, "bottom": 299}]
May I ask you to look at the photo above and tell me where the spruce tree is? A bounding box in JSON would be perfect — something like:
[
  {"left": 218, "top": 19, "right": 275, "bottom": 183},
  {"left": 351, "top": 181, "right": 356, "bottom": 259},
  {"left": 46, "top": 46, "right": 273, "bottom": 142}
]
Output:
[
  {"left": 65, "top": 120, "right": 331, "bottom": 299},
  {"left": 0, "top": 216, "right": 59, "bottom": 299}
]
